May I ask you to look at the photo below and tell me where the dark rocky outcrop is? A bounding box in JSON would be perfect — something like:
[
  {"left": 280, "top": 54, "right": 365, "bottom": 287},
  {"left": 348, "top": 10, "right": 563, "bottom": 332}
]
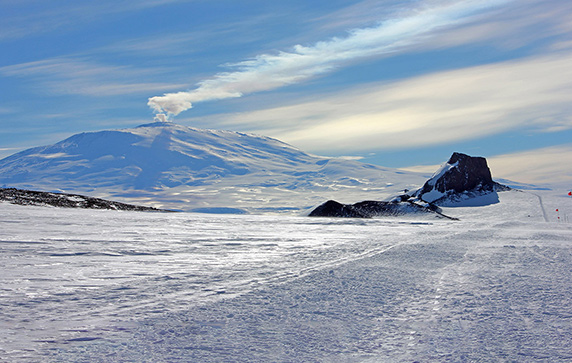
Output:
[
  {"left": 309, "top": 152, "right": 509, "bottom": 219},
  {"left": 421, "top": 152, "right": 492, "bottom": 193},
  {"left": 0, "top": 188, "right": 166, "bottom": 211},
  {"left": 309, "top": 199, "right": 457, "bottom": 219},
  {"left": 309, "top": 200, "right": 370, "bottom": 218},
  {"left": 414, "top": 152, "right": 509, "bottom": 205}
]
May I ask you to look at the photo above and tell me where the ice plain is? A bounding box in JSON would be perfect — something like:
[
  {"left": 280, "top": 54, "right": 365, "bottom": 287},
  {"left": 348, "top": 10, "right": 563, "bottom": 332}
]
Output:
[{"left": 1, "top": 188, "right": 572, "bottom": 362}]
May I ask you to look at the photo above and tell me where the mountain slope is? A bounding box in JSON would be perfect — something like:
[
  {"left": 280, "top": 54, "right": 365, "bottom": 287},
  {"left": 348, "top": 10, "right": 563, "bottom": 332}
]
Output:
[{"left": 0, "top": 122, "right": 427, "bottom": 213}]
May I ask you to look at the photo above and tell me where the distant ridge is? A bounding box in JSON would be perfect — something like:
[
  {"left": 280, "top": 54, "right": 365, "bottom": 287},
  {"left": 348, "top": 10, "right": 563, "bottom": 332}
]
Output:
[{"left": 0, "top": 188, "right": 164, "bottom": 211}]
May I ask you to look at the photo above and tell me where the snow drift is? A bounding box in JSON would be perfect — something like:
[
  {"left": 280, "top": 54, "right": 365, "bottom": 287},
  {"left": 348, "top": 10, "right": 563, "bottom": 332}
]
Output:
[{"left": 1, "top": 188, "right": 570, "bottom": 362}]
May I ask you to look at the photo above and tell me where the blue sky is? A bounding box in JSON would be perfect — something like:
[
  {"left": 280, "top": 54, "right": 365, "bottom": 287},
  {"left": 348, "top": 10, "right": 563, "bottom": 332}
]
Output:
[{"left": 1, "top": 0, "right": 572, "bottom": 185}]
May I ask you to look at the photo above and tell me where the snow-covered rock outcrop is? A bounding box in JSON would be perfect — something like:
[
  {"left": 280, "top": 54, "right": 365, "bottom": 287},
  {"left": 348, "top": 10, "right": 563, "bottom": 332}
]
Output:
[
  {"left": 309, "top": 152, "right": 508, "bottom": 218},
  {"left": 308, "top": 199, "right": 456, "bottom": 219},
  {"left": 414, "top": 152, "right": 508, "bottom": 206},
  {"left": 0, "top": 187, "right": 162, "bottom": 211}
]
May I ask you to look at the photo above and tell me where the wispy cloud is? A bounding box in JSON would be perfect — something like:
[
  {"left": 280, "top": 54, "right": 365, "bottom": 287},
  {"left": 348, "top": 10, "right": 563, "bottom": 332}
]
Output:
[
  {"left": 148, "top": 0, "right": 510, "bottom": 116},
  {"left": 0, "top": 58, "right": 187, "bottom": 96},
  {"left": 488, "top": 145, "right": 572, "bottom": 185},
  {"left": 0, "top": 106, "right": 15, "bottom": 115},
  {"left": 0, "top": 0, "right": 196, "bottom": 41},
  {"left": 98, "top": 15, "right": 277, "bottom": 59},
  {"left": 424, "top": 0, "right": 572, "bottom": 51},
  {"left": 401, "top": 144, "right": 572, "bottom": 186},
  {"left": 311, "top": 0, "right": 417, "bottom": 33},
  {"left": 200, "top": 51, "right": 572, "bottom": 153}
]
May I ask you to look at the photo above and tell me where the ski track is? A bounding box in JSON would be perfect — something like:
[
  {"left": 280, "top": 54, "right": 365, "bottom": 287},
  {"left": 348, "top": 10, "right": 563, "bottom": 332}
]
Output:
[{"left": 1, "top": 190, "right": 572, "bottom": 362}]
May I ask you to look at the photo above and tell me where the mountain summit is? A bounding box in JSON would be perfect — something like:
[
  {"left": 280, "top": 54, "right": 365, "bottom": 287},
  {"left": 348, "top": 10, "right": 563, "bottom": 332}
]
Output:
[
  {"left": 0, "top": 122, "right": 315, "bottom": 189},
  {"left": 0, "top": 122, "right": 426, "bottom": 213}
]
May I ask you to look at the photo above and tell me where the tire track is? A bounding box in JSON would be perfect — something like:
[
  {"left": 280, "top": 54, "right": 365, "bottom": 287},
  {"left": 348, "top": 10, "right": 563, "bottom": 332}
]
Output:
[{"left": 529, "top": 192, "right": 549, "bottom": 222}]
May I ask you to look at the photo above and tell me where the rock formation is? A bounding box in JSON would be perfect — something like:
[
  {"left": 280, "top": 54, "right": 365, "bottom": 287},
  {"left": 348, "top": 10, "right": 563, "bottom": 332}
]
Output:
[
  {"left": 309, "top": 152, "right": 508, "bottom": 218},
  {"left": 308, "top": 199, "right": 456, "bottom": 219},
  {"left": 414, "top": 152, "right": 508, "bottom": 205},
  {"left": 0, "top": 188, "right": 164, "bottom": 211}
]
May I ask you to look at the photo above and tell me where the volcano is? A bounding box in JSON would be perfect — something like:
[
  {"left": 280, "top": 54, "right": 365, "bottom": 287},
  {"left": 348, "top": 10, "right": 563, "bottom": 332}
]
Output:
[{"left": 0, "top": 122, "right": 426, "bottom": 213}]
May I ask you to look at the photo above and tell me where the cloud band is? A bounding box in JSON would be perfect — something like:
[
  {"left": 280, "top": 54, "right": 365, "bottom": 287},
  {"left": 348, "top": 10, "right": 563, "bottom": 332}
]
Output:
[{"left": 148, "top": 0, "right": 508, "bottom": 116}]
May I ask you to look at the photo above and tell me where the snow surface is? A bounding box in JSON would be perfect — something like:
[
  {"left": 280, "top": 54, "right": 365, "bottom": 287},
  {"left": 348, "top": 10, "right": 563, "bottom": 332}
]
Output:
[
  {"left": 0, "top": 122, "right": 427, "bottom": 213},
  {"left": 2, "top": 188, "right": 572, "bottom": 362}
]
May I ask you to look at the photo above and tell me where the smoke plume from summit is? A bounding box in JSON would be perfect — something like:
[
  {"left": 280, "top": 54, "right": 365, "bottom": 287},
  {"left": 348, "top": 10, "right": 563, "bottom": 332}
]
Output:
[{"left": 153, "top": 113, "right": 169, "bottom": 123}]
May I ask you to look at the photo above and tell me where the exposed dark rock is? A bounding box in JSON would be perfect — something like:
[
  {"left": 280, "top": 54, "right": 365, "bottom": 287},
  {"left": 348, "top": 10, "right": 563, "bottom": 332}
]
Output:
[
  {"left": 0, "top": 188, "right": 166, "bottom": 211},
  {"left": 414, "top": 152, "right": 509, "bottom": 205},
  {"left": 309, "top": 152, "right": 510, "bottom": 219},
  {"left": 308, "top": 200, "right": 368, "bottom": 218},
  {"left": 309, "top": 199, "right": 458, "bottom": 220}
]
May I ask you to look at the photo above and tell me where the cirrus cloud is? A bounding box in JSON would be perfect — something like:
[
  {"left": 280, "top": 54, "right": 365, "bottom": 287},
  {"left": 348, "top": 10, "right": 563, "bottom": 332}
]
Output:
[
  {"left": 148, "top": 0, "right": 510, "bottom": 116},
  {"left": 487, "top": 145, "right": 572, "bottom": 185},
  {"left": 198, "top": 51, "right": 572, "bottom": 154}
]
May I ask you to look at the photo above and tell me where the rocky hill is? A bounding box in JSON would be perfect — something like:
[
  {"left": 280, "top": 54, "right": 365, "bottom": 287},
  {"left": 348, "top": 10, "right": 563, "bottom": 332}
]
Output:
[
  {"left": 0, "top": 188, "right": 163, "bottom": 211},
  {"left": 414, "top": 152, "right": 509, "bottom": 206},
  {"left": 309, "top": 152, "right": 508, "bottom": 218}
]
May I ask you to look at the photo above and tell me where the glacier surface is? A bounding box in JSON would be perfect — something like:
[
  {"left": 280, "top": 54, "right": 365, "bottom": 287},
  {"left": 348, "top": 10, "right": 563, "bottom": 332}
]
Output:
[{"left": 1, "top": 189, "right": 572, "bottom": 362}]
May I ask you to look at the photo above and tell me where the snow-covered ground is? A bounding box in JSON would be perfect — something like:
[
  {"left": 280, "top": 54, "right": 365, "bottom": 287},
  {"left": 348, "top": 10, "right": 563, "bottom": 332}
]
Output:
[{"left": 1, "top": 189, "right": 572, "bottom": 362}]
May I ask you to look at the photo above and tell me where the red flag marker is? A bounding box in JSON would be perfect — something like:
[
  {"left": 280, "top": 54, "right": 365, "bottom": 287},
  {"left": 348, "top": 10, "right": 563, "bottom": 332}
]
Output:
[{"left": 568, "top": 191, "right": 572, "bottom": 196}]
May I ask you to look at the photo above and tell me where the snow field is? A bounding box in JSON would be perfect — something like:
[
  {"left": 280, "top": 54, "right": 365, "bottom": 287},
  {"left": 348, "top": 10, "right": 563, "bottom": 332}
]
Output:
[{"left": 1, "top": 189, "right": 572, "bottom": 362}]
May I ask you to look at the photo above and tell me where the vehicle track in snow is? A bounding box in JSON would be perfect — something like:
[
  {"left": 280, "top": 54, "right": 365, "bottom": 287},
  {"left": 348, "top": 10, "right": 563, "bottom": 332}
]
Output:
[{"left": 529, "top": 191, "right": 549, "bottom": 222}]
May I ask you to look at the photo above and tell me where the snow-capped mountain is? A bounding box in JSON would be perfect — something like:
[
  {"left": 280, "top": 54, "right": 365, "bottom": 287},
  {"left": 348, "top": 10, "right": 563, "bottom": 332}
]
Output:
[{"left": 0, "top": 122, "right": 427, "bottom": 213}]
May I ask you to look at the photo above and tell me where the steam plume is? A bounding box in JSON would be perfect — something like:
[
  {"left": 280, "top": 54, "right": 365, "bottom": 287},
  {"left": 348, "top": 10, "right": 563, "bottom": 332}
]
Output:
[{"left": 154, "top": 113, "right": 169, "bottom": 123}]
